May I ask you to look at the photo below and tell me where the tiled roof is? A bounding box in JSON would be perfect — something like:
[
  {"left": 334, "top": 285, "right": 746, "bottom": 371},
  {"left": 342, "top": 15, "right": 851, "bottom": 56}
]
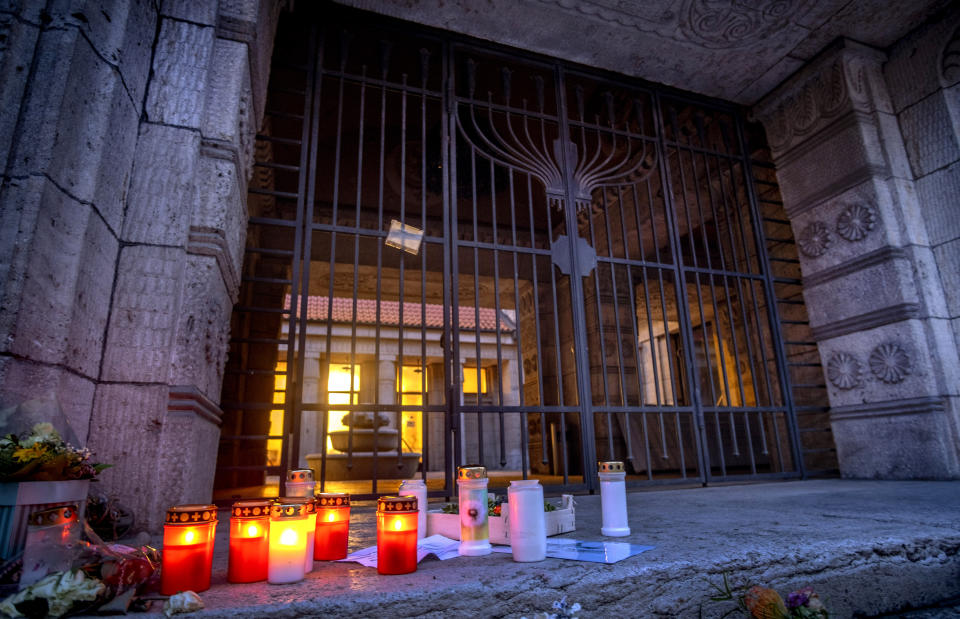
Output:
[{"left": 286, "top": 295, "right": 515, "bottom": 332}]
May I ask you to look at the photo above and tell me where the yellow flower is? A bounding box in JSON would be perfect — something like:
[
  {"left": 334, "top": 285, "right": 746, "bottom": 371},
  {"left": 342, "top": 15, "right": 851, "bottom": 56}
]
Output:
[{"left": 13, "top": 444, "right": 47, "bottom": 463}]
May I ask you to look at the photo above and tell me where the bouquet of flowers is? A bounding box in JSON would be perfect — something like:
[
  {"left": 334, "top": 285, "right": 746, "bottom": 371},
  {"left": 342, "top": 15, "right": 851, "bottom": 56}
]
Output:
[
  {"left": 706, "top": 573, "right": 829, "bottom": 618},
  {"left": 0, "top": 422, "right": 109, "bottom": 482}
]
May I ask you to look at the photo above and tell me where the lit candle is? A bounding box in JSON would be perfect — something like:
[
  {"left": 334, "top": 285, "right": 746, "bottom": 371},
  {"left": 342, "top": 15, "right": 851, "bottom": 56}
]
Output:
[
  {"left": 268, "top": 501, "right": 307, "bottom": 584},
  {"left": 598, "top": 461, "right": 630, "bottom": 536},
  {"left": 160, "top": 504, "right": 218, "bottom": 595},
  {"left": 228, "top": 499, "right": 270, "bottom": 583},
  {"left": 457, "top": 465, "right": 491, "bottom": 556},
  {"left": 274, "top": 497, "right": 314, "bottom": 574},
  {"left": 398, "top": 479, "right": 428, "bottom": 539},
  {"left": 285, "top": 468, "right": 316, "bottom": 498},
  {"left": 303, "top": 498, "right": 316, "bottom": 573},
  {"left": 376, "top": 496, "right": 418, "bottom": 575},
  {"left": 314, "top": 493, "right": 350, "bottom": 560}
]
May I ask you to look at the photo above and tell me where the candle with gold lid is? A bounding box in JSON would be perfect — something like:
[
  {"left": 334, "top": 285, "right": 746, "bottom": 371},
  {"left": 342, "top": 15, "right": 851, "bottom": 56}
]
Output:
[
  {"left": 268, "top": 501, "right": 307, "bottom": 584},
  {"left": 314, "top": 493, "right": 350, "bottom": 560},
  {"left": 274, "top": 497, "right": 314, "bottom": 573},
  {"left": 161, "top": 504, "right": 218, "bottom": 595},
  {"left": 456, "top": 465, "right": 491, "bottom": 556},
  {"left": 376, "top": 496, "right": 418, "bottom": 575},
  {"left": 598, "top": 461, "right": 630, "bottom": 537},
  {"left": 228, "top": 499, "right": 270, "bottom": 583},
  {"left": 285, "top": 468, "right": 315, "bottom": 498}
]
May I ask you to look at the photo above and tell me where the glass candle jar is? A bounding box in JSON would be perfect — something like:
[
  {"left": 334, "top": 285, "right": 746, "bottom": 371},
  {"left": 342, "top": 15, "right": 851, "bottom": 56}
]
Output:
[
  {"left": 275, "top": 497, "right": 314, "bottom": 573},
  {"left": 457, "top": 465, "right": 491, "bottom": 556},
  {"left": 376, "top": 496, "right": 418, "bottom": 575},
  {"left": 398, "top": 479, "right": 427, "bottom": 540},
  {"left": 228, "top": 499, "right": 271, "bottom": 583},
  {"left": 160, "top": 504, "right": 218, "bottom": 595},
  {"left": 303, "top": 498, "right": 316, "bottom": 573},
  {"left": 268, "top": 501, "right": 307, "bottom": 584},
  {"left": 314, "top": 493, "right": 350, "bottom": 560},
  {"left": 21, "top": 504, "right": 81, "bottom": 588},
  {"left": 507, "top": 480, "right": 546, "bottom": 562},
  {"left": 598, "top": 461, "right": 630, "bottom": 536},
  {"left": 285, "top": 468, "right": 315, "bottom": 498}
]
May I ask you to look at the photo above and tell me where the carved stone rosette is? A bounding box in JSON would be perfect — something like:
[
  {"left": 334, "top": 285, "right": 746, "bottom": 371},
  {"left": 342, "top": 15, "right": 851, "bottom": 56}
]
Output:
[
  {"left": 836, "top": 203, "right": 877, "bottom": 242},
  {"left": 798, "top": 220, "right": 832, "bottom": 257},
  {"left": 869, "top": 342, "right": 911, "bottom": 384},
  {"left": 827, "top": 352, "right": 861, "bottom": 390}
]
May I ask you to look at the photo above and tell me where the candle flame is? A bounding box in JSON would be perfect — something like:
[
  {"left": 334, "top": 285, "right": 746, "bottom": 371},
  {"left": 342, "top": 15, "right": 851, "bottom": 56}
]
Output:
[
  {"left": 184, "top": 530, "right": 196, "bottom": 544},
  {"left": 279, "top": 528, "right": 298, "bottom": 545},
  {"left": 392, "top": 518, "right": 403, "bottom": 531},
  {"left": 327, "top": 512, "right": 336, "bottom": 523},
  {"left": 246, "top": 524, "right": 259, "bottom": 537}
]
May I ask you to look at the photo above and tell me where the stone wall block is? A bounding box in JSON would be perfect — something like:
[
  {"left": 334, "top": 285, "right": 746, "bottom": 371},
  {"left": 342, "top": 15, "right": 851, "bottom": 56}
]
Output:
[
  {"left": 774, "top": 117, "right": 888, "bottom": 216},
  {"left": 0, "top": 357, "right": 96, "bottom": 444},
  {"left": 883, "top": 5, "right": 960, "bottom": 112},
  {"left": 0, "top": 175, "right": 44, "bottom": 354},
  {"left": 0, "top": 12, "right": 40, "bottom": 174},
  {"left": 803, "top": 258, "right": 919, "bottom": 336},
  {"left": 151, "top": 407, "right": 221, "bottom": 530},
  {"left": 203, "top": 38, "right": 250, "bottom": 145},
  {"left": 9, "top": 179, "right": 92, "bottom": 367},
  {"left": 933, "top": 239, "right": 960, "bottom": 317},
  {"left": 87, "top": 383, "right": 168, "bottom": 526},
  {"left": 215, "top": 0, "right": 281, "bottom": 125},
  {"left": 168, "top": 255, "right": 231, "bottom": 401},
  {"left": 66, "top": 209, "right": 119, "bottom": 378},
  {"left": 160, "top": 0, "right": 218, "bottom": 26},
  {"left": 898, "top": 91, "right": 960, "bottom": 178},
  {"left": 914, "top": 161, "right": 960, "bottom": 247},
  {"left": 121, "top": 124, "right": 200, "bottom": 245},
  {"left": 190, "top": 155, "right": 245, "bottom": 295},
  {"left": 145, "top": 18, "right": 214, "bottom": 128},
  {"left": 5, "top": 23, "right": 138, "bottom": 232},
  {"left": 831, "top": 410, "right": 958, "bottom": 479},
  {"left": 43, "top": 0, "right": 159, "bottom": 107},
  {"left": 101, "top": 245, "right": 185, "bottom": 383}
]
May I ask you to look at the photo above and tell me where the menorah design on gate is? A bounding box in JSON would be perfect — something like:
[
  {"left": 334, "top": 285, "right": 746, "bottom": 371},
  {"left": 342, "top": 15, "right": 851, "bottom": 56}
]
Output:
[{"left": 455, "top": 58, "right": 658, "bottom": 214}]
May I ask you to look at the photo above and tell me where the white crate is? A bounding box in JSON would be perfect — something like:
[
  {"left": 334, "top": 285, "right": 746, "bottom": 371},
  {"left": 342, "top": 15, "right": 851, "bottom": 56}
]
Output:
[{"left": 426, "top": 494, "right": 575, "bottom": 545}]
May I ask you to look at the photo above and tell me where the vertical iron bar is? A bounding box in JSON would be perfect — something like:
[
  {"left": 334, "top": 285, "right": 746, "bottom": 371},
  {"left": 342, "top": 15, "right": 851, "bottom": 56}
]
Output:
[
  {"left": 528, "top": 176, "right": 549, "bottom": 467},
  {"left": 588, "top": 188, "right": 613, "bottom": 459},
  {"left": 735, "top": 116, "right": 805, "bottom": 477},
  {"left": 420, "top": 51, "right": 431, "bottom": 482},
  {"left": 508, "top": 169, "right": 529, "bottom": 478},
  {"left": 489, "top": 154, "right": 507, "bottom": 467},
  {"left": 397, "top": 73, "right": 409, "bottom": 468}
]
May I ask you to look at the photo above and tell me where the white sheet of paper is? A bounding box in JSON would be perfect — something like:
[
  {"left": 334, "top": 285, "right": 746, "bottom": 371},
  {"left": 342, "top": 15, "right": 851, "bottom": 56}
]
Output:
[
  {"left": 490, "top": 538, "right": 654, "bottom": 564},
  {"left": 337, "top": 534, "right": 461, "bottom": 568}
]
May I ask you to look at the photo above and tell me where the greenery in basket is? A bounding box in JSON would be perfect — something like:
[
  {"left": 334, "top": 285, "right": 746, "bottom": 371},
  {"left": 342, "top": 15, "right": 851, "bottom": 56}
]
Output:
[
  {"left": 441, "top": 495, "right": 558, "bottom": 517},
  {"left": 0, "top": 423, "right": 110, "bottom": 482}
]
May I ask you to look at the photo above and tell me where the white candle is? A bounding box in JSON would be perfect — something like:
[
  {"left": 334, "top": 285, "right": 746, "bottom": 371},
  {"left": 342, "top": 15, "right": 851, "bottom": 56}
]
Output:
[
  {"left": 398, "top": 479, "right": 428, "bottom": 539},
  {"left": 457, "top": 465, "right": 491, "bottom": 556},
  {"left": 507, "top": 480, "right": 546, "bottom": 562},
  {"left": 268, "top": 504, "right": 307, "bottom": 584},
  {"left": 598, "top": 461, "right": 630, "bottom": 537}
]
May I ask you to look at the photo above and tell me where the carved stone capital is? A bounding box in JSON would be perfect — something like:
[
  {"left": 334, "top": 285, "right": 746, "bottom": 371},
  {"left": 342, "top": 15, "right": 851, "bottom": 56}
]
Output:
[{"left": 753, "top": 39, "right": 889, "bottom": 159}]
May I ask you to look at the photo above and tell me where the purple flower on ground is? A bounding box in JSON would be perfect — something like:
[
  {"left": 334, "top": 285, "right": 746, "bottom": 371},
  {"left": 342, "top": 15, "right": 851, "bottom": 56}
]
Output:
[{"left": 785, "top": 586, "right": 814, "bottom": 609}]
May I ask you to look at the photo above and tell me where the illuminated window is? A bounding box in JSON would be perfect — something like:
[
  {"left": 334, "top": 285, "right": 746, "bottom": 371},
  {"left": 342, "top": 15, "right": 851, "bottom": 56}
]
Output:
[
  {"left": 398, "top": 366, "right": 425, "bottom": 453},
  {"left": 267, "top": 360, "right": 287, "bottom": 467},
  {"left": 327, "top": 365, "right": 361, "bottom": 451},
  {"left": 462, "top": 366, "right": 487, "bottom": 394}
]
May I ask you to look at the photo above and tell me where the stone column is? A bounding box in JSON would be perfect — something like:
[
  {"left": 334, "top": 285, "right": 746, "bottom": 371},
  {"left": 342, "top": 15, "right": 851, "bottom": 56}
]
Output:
[
  {"left": 754, "top": 40, "right": 960, "bottom": 479},
  {"left": 82, "top": 1, "right": 280, "bottom": 530},
  {"left": 299, "top": 355, "right": 321, "bottom": 465},
  {"left": 425, "top": 362, "right": 446, "bottom": 471}
]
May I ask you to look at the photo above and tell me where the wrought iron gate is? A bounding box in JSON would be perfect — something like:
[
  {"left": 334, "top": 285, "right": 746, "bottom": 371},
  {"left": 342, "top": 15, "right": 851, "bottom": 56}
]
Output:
[{"left": 215, "top": 4, "right": 804, "bottom": 501}]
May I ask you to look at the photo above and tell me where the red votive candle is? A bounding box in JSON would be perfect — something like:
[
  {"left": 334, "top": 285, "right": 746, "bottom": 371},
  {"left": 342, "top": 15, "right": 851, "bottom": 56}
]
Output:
[
  {"left": 376, "top": 496, "right": 418, "bottom": 575},
  {"left": 314, "top": 493, "right": 350, "bottom": 560},
  {"left": 228, "top": 499, "right": 271, "bottom": 583},
  {"left": 161, "top": 504, "right": 218, "bottom": 595}
]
